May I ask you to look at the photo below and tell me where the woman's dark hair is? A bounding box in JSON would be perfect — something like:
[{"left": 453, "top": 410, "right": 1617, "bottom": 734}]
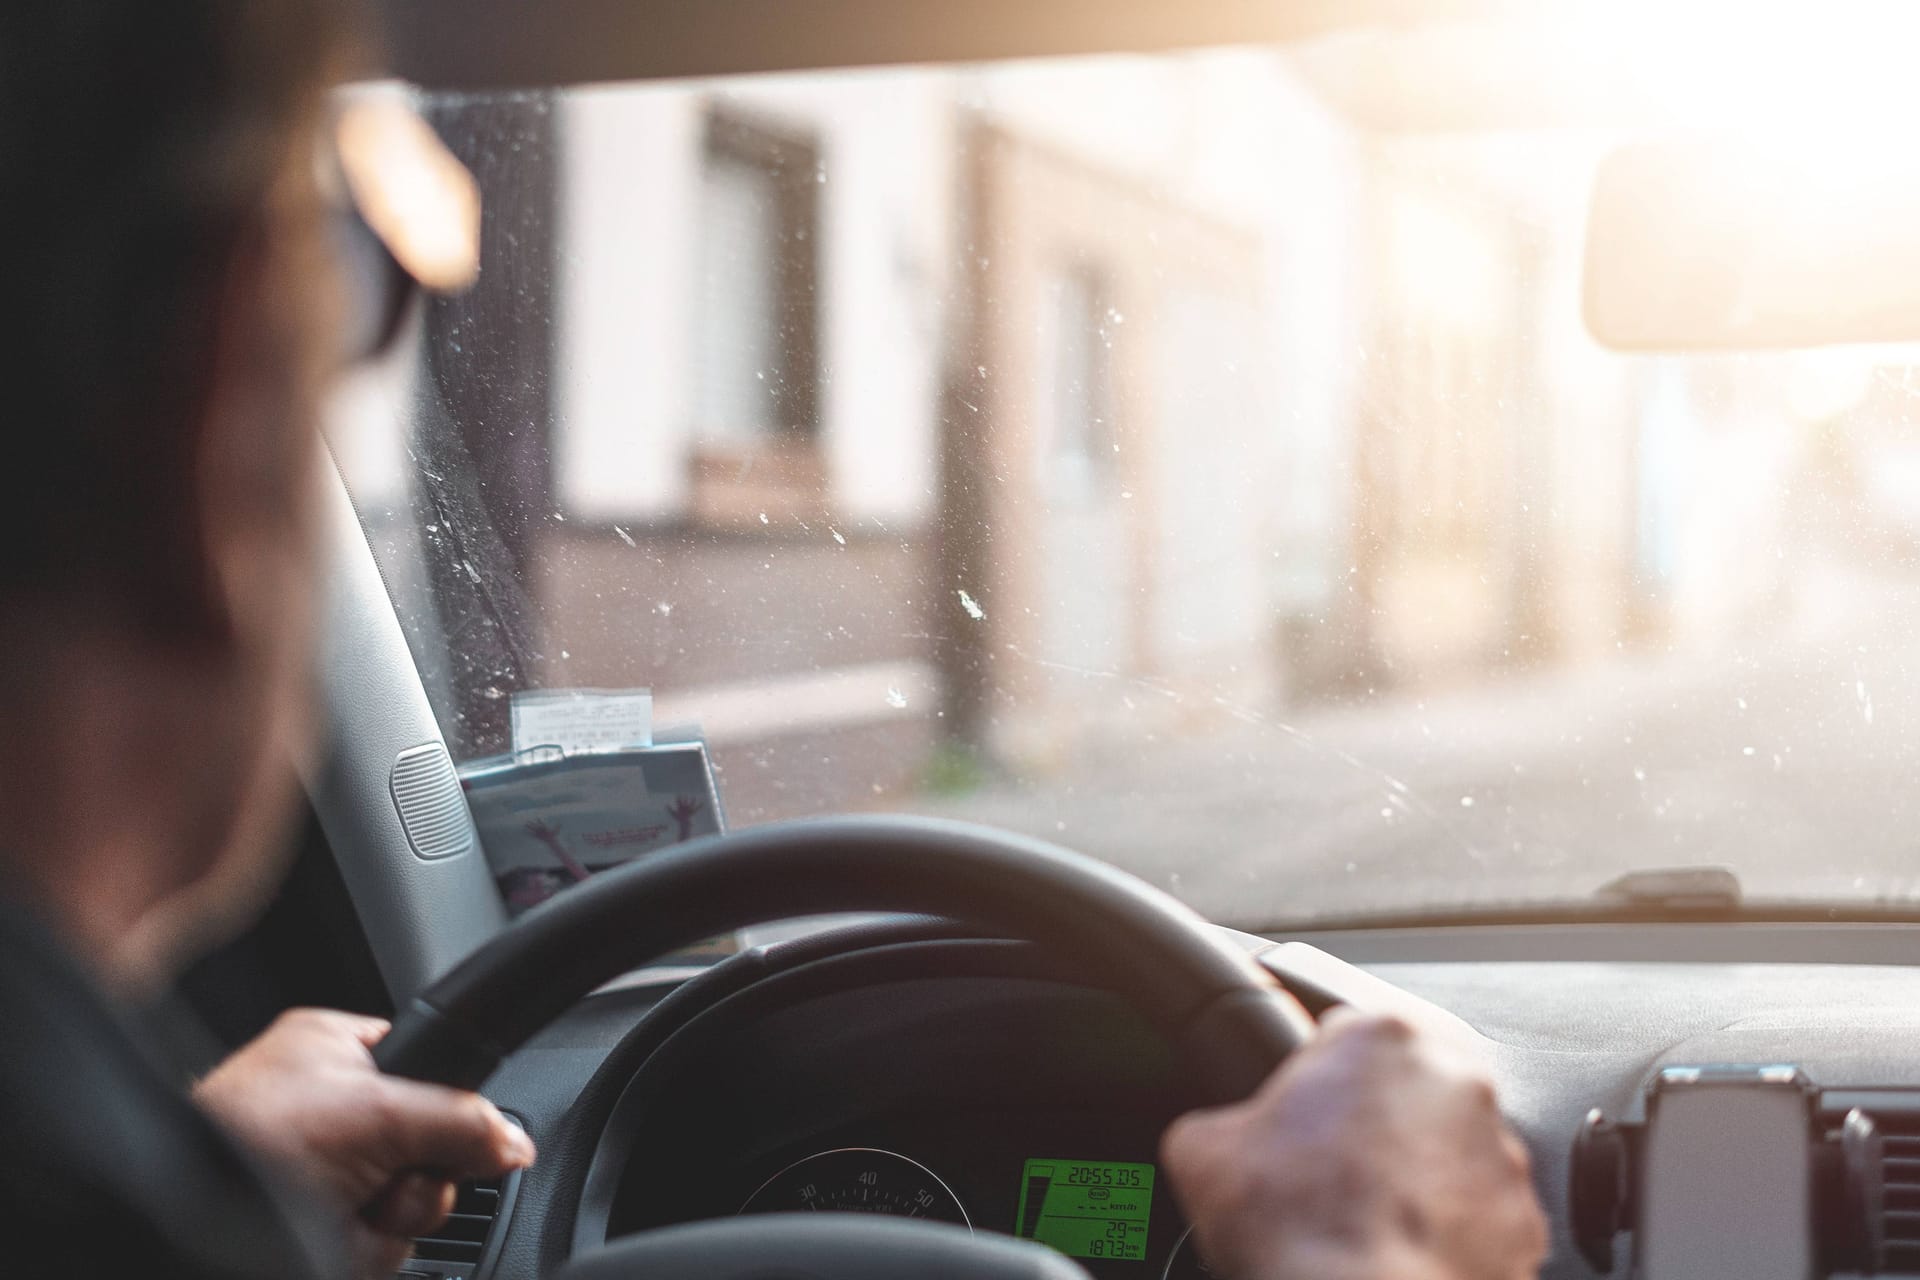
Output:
[{"left": 0, "top": 1, "right": 348, "bottom": 635}]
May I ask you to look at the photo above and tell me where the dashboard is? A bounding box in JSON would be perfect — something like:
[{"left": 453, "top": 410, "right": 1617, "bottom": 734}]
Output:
[
  {"left": 586, "top": 933, "right": 1217, "bottom": 1280},
  {"left": 650, "top": 1116, "right": 1201, "bottom": 1275},
  {"left": 448, "top": 921, "right": 1920, "bottom": 1280}
]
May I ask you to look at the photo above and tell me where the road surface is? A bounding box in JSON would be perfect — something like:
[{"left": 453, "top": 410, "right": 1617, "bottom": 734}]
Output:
[{"left": 924, "top": 569, "right": 1920, "bottom": 927}]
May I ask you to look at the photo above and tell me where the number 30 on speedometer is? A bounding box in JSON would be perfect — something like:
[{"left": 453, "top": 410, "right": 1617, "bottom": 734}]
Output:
[{"left": 739, "top": 1147, "right": 972, "bottom": 1228}]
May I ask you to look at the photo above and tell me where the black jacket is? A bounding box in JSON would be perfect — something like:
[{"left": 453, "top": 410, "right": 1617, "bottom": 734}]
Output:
[{"left": 0, "top": 896, "right": 347, "bottom": 1279}]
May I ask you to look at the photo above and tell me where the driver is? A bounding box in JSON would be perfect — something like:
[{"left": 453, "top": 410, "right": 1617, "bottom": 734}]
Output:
[{"left": 0, "top": 2, "right": 1548, "bottom": 1279}]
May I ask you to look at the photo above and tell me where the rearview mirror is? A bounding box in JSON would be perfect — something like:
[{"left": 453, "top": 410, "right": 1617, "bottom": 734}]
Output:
[{"left": 1584, "top": 137, "right": 1920, "bottom": 351}]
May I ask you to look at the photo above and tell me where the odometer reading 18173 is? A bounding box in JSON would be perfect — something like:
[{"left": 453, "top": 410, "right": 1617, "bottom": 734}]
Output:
[{"left": 1015, "top": 1159, "right": 1155, "bottom": 1262}]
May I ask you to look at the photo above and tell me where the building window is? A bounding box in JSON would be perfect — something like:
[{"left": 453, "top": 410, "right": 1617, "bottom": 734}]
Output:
[
  {"left": 1037, "top": 266, "right": 1115, "bottom": 500},
  {"left": 693, "top": 111, "right": 821, "bottom": 448}
]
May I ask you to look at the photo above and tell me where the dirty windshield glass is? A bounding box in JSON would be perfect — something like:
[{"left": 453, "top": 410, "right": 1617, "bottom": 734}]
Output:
[{"left": 331, "top": 48, "right": 1920, "bottom": 927}]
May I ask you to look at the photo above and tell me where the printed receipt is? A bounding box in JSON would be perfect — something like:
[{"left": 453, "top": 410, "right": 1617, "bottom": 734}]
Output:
[{"left": 510, "top": 688, "right": 653, "bottom": 755}]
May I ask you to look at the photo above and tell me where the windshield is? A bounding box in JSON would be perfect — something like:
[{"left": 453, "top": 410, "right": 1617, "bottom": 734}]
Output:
[{"left": 331, "top": 44, "right": 1920, "bottom": 929}]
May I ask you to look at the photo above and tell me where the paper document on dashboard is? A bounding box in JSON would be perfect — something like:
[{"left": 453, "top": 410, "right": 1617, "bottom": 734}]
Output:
[
  {"left": 509, "top": 687, "right": 653, "bottom": 755},
  {"left": 461, "top": 740, "right": 724, "bottom": 922}
]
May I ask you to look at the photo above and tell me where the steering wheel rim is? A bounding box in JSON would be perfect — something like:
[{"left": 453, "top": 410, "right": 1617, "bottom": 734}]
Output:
[{"left": 375, "top": 814, "right": 1311, "bottom": 1101}]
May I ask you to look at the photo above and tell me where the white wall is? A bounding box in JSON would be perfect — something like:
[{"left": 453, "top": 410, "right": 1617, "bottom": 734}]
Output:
[{"left": 553, "top": 85, "right": 703, "bottom": 524}]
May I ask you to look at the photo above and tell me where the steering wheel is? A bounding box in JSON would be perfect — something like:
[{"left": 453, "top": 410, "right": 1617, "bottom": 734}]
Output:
[{"left": 374, "top": 815, "right": 1313, "bottom": 1279}]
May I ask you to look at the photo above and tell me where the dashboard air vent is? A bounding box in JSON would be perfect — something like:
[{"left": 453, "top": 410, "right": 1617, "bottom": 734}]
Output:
[
  {"left": 1880, "top": 1117, "right": 1920, "bottom": 1272},
  {"left": 395, "top": 1166, "right": 522, "bottom": 1280},
  {"left": 1820, "top": 1091, "right": 1920, "bottom": 1275}
]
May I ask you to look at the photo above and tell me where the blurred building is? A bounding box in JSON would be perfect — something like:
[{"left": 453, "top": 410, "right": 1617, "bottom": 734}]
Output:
[
  {"left": 331, "top": 54, "right": 1845, "bottom": 827},
  {"left": 501, "top": 57, "right": 1369, "bottom": 815}
]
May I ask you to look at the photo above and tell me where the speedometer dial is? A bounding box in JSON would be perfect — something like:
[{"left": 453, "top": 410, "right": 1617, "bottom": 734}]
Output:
[
  {"left": 739, "top": 1147, "right": 971, "bottom": 1228},
  {"left": 1163, "top": 1228, "right": 1219, "bottom": 1279}
]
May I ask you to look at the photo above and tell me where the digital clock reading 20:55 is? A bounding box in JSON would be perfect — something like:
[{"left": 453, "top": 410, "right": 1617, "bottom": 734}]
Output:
[{"left": 1014, "top": 1159, "right": 1155, "bottom": 1262}]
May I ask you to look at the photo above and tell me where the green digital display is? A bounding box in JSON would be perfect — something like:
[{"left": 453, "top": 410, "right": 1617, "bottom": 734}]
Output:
[{"left": 1015, "top": 1158, "right": 1155, "bottom": 1262}]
